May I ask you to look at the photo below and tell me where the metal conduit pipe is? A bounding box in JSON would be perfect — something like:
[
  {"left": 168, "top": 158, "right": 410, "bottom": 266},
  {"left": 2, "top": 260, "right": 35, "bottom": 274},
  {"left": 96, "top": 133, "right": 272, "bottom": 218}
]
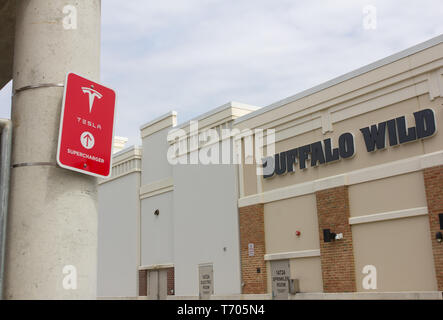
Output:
[{"left": 0, "top": 119, "right": 12, "bottom": 300}]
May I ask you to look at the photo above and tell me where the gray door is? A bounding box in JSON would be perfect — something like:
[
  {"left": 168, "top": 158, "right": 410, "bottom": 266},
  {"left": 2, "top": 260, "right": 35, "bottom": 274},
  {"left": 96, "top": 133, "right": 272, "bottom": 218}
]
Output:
[
  {"left": 147, "top": 269, "right": 168, "bottom": 300},
  {"left": 147, "top": 270, "right": 159, "bottom": 300},
  {"left": 270, "top": 259, "right": 290, "bottom": 300},
  {"left": 198, "top": 264, "right": 214, "bottom": 299},
  {"left": 158, "top": 269, "right": 168, "bottom": 300}
]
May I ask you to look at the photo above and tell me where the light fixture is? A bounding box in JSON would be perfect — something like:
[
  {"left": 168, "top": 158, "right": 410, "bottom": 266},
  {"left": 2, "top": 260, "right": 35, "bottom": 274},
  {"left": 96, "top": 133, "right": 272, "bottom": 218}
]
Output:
[
  {"left": 323, "top": 229, "right": 343, "bottom": 242},
  {"left": 436, "top": 232, "right": 443, "bottom": 243},
  {"left": 323, "top": 229, "right": 336, "bottom": 242}
]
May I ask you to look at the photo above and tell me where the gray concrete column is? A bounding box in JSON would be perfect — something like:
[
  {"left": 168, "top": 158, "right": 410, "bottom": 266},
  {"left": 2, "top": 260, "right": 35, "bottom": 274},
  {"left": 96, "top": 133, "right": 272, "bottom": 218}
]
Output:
[{"left": 4, "top": 0, "right": 101, "bottom": 299}]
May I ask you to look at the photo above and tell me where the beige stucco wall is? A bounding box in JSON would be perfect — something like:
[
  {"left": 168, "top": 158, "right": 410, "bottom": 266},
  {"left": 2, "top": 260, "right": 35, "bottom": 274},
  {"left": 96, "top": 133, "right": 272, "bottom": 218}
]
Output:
[
  {"left": 262, "top": 128, "right": 324, "bottom": 192},
  {"left": 263, "top": 194, "right": 322, "bottom": 294},
  {"left": 349, "top": 171, "right": 427, "bottom": 217},
  {"left": 328, "top": 95, "right": 443, "bottom": 177},
  {"left": 349, "top": 171, "right": 435, "bottom": 291},
  {"left": 352, "top": 215, "right": 437, "bottom": 292},
  {"left": 290, "top": 257, "right": 323, "bottom": 293},
  {"left": 265, "top": 256, "right": 323, "bottom": 294},
  {"left": 237, "top": 39, "right": 443, "bottom": 294},
  {"left": 264, "top": 194, "right": 319, "bottom": 253},
  {"left": 259, "top": 95, "right": 443, "bottom": 193},
  {"left": 243, "top": 163, "right": 257, "bottom": 196}
]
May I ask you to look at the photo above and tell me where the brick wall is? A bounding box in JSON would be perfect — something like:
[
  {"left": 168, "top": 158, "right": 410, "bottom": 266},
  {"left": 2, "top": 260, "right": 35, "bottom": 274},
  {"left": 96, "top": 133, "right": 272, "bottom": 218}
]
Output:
[
  {"left": 316, "top": 186, "right": 357, "bottom": 292},
  {"left": 166, "top": 267, "right": 175, "bottom": 295},
  {"left": 138, "top": 270, "right": 147, "bottom": 296},
  {"left": 423, "top": 165, "right": 443, "bottom": 291},
  {"left": 239, "top": 204, "right": 267, "bottom": 294}
]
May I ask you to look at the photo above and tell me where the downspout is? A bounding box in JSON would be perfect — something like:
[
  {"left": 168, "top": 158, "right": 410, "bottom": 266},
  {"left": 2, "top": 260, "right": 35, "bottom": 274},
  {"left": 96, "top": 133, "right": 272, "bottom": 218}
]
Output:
[{"left": 0, "top": 119, "right": 12, "bottom": 300}]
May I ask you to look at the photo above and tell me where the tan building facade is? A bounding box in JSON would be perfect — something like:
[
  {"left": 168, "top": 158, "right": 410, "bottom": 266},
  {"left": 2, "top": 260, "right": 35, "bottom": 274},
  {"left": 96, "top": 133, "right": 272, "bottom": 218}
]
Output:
[
  {"left": 97, "top": 35, "right": 443, "bottom": 299},
  {"left": 234, "top": 35, "right": 443, "bottom": 296}
]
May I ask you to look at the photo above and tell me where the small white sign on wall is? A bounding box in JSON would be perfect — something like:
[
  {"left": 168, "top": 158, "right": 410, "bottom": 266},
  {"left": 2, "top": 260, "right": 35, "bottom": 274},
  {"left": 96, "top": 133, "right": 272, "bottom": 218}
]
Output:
[{"left": 248, "top": 243, "right": 255, "bottom": 257}]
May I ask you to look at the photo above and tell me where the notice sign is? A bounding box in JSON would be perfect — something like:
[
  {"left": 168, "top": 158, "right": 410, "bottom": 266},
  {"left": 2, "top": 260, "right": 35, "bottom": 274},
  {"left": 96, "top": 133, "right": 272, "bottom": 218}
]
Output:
[
  {"left": 271, "top": 259, "right": 290, "bottom": 300},
  {"left": 248, "top": 243, "right": 255, "bottom": 257},
  {"left": 198, "top": 264, "right": 214, "bottom": 299},
  {"left": 57, "top": 73, "right": 116, "bottom": 178}
]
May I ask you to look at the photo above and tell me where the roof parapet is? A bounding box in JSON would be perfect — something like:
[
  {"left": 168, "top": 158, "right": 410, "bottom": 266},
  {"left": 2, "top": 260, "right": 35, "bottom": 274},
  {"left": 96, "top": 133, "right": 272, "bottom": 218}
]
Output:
[{"left": 140, "top": 111, "right": 177, "bottom": 139}]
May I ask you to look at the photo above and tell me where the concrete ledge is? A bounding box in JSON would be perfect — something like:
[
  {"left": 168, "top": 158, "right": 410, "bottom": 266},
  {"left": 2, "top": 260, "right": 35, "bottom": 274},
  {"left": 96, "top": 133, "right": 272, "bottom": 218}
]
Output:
[
  {"left": 99, "top": 291, "right": 442, "bottom": 300},
  {"left": 140, "top": 111, "right": 177, "bottom": 139},
  {"left": 290, "top": 291, "right": 442, "bottom": 300},
  {"left": 112, "top": 145, "right": 142, "bottom": 165},
  {"left": 98, "top": 296, "right": 144, "bottom": 300},
  {"left": 210, "top": 294, "right": 272, "bottom": 300},
  {"left": 99, "top": 146, "right": 142, "bottom": 184},
  {"left": 167, "top": 294, "right": 272, "bottom": 300},
  {"left": 349, "top": 207, "right": 428, "bottom": 225},
  {"left": 139, "top": 263, "right": 174, "bottom": 270},
  {"left": 174, "top": 101, "right": 260, "bottom": 131},
  {"left": 140, "top": 177, "right": 174, "bottom": 199},
  {"left": 265, "top": 249, "right": 320, "bottom": 261},
  {"left": 166, "top": 296, "right": 200, "bottom": 300}
]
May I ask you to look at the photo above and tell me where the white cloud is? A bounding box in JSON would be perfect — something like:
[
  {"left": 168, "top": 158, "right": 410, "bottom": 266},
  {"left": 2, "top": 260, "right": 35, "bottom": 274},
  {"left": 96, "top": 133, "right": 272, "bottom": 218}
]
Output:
[
  {"left": 99, "top": 0, "right": 443, "bottom": 147},
  {"left": 1, "top": 1, "right": 443, "bottom": 148}
]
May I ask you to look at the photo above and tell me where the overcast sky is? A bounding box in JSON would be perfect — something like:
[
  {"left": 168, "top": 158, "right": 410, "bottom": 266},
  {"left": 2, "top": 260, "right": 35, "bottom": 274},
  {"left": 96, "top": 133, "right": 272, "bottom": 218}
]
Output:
[{"left": 1, "top": 0, "right": 442, "bottom": 147}]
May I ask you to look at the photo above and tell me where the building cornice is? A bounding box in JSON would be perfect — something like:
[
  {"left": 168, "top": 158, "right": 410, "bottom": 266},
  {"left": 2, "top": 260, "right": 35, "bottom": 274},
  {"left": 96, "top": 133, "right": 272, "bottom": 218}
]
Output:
[
  {"left": 140, "top": 177, "right": 174, "bottom": 199},
  {"left": 140, "top": 111, "right": 177, "bottom": 139},
  {"left": 174, "top": 101, "right": 260, "bottom": 132},
  {"left": 234, "top": 34, "right": 443, "bottom": 127},
  {"left": 99, "top": 146, "right": 142, "bottom": 184}
]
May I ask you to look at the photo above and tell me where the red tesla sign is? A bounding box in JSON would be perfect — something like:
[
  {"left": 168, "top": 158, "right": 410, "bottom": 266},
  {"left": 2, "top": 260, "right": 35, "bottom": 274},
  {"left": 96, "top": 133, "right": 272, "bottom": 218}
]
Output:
[{"left": 57, "top": 72, "right": 116, "bottom": 178}]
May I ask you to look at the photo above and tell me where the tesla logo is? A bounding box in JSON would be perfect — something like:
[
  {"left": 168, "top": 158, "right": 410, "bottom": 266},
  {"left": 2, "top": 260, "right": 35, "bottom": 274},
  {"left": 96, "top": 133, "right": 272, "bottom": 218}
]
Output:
[{"left": 81, "top": 87, "right": 103, "bottom": 113}]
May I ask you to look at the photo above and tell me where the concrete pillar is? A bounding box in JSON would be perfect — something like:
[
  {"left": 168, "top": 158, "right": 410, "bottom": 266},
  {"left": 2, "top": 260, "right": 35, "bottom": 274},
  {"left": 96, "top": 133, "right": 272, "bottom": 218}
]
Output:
[{"left": 4, "top": 0, "right": 101, "bottom": 299}]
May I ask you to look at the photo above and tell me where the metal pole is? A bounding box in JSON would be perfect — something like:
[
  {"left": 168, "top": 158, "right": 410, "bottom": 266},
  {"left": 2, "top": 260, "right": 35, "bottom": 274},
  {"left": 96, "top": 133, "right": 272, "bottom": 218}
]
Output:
[{"left": 0, "top": 119, "right": 12, "bottom": 300}]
